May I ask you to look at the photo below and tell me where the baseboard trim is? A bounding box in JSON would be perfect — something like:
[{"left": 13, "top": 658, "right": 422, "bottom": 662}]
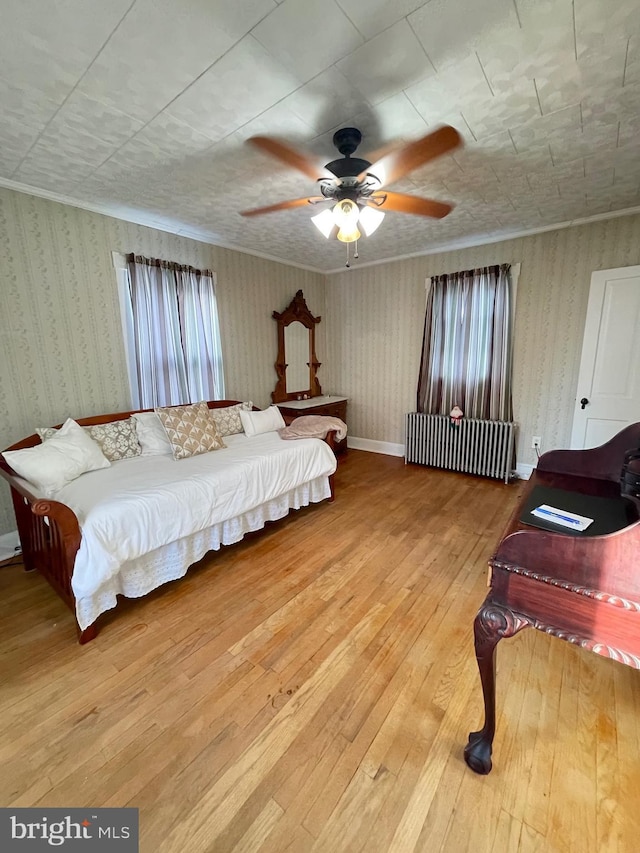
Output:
[
  {"left": 347, "top": 440, "right": 535, "bottom": 479},
  {"left": 347, "top": 436, "right": 405, "bottom": 457},
  {"left": 0, "top": 529, "right": 21, "bottom": 561},
  {"left": 516, "top": 463, "right": 534, "bottom": 480}
]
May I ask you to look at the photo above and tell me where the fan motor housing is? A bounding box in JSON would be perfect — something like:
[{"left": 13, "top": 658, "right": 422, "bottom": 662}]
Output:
[
  {"left": 324, "top": 127, "right": 371, "bottom": 180},
  {"left": 324, "top": 156, "right": 372, "bottom": 180},
  {"left": 333, "top": 127, "right": 362, "bottom": 156}
]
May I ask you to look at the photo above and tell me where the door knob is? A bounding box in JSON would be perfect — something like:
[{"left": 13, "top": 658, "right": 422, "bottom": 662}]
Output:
[{"left": 580, "top": 397, "right": 589, "bottom": 410}]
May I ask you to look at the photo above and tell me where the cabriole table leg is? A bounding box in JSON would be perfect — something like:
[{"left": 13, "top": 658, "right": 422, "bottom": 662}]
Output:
[{"left": 465, "top": 599, "right": 531, "bottom": 774}]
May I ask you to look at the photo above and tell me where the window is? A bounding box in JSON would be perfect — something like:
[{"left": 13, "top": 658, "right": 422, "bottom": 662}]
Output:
[
  {"left": 113, "top": 253, "right": 225, "bottom": 409},
  {"left": 417, "top": 264, "right": 516, "bottom": 422}
]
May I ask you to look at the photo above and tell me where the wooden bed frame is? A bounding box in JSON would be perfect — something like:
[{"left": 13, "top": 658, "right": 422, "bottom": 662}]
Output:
[{"left": 0, "top": 400, "right": 337, "bottom": 644}]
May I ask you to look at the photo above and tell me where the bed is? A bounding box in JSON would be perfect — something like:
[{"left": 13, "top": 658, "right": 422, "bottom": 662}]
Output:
[{"left": 0, "top": 401, "right": 339, "bottom": 643}]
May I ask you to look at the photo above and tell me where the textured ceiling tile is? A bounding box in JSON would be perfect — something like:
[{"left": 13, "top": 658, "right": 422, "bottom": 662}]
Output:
[
  {"left": 411, "top": 155, "right": 464, "bottom": 186},
  {"left": 252, "top": 0, "right": 364, "bottom": 83},
  {"left": 335, "top": 0, "right": 427, "bottom": 39},
  {"left": 228, "top": 103, "right": 317, "bottom": 150},
  {"left": 484, "top": 151, "right": 555, "bottom": 181},
  {"left": 92, "top": 136, "right": 217, "bottom": 195},
  {"left": 624, "top": 35, "right": 640, "bottom": 86},
  {"left": 618, "top": 113, "right": 640, "bottom": 149},
  {"left": 409, "top": 0, "right": 519, "bottom": 70},
  {"left": 611, "top": 191, "right": 640, "bottom": 211},
  {"left": 14, "top": 150, "right": 96, "bottom": 187},
  {"left": 509, "top": 104, "right": 582, "bottom": 150},
  {"left": 478, "top": 18, "right": 574, "bottom": 86},
  {"left": 6, "top": 171, "right": 90, "bottom": 195},
  {"left": 0, "top": 0, "right": 132, "bottom": 103},
  {"left": 335, "top": 19, "right": 434, "bottom": 105},
  {"left": 0, "top": 78, "right": 60, "bottom": 172},
  {"left": 460, "top": 78, "right": 542, "bottom": 139},
  {"left": 404, "top": 54, "right": 492, "bottom": 127},
  {"left": 354, "top": 92, "right": 430, "bottom": 144},
  {"left": 549, "top": 122, "right": 621, "bottom": 163},
  {"left": 0, "top": 153, "right": 21, "bottom": 178},
  {"left": 496, "top": 173, "right": 531, "bottom": 194},
  {"left": 582, "top": 81, "right": 640, "bottom": 125},
  {"left": 0, "top": 131, "right": 38, "bottom": 176},
  {"left": 446, "top": 167, "right": 500, "bottom": 190},
  {"left": 574, "top": 0, "right": 640, "bottom": 52},
  {"left": 583, "top": 152, "right": 617, "bottom": 174},
  {"left": 131, "top": 115, "right": 218, "bottom": 159},
  {"left": 528, "top": 184, "right": 562, "bottom": 203},
  {"left": 79, "top": 0, "right": 276, "bottom": 121},
  {"left": 530, "top": 159, "right": 586, "bottom": 182},
  {"left": 280, "top": 67, "right": 373, "bottom": 135},
  {"left": 452, "top": 129, "right": 516, "bottom": 165},
  {"left": 164, "top": 36, "right": 302, "bottom": 142},
  {"left": 51, "top": 93, "right": 146, "bottom": 148},
  {"left": 533, "top": 38, "right": 627, "bottom": 114},
  {"left": 30, "top": 123, "right": 119, "bottom": 170}
]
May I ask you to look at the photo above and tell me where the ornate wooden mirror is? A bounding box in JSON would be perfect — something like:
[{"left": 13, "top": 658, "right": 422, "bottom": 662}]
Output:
[{"left": 272, "top": 290, "right": 322, "bottom": 403}]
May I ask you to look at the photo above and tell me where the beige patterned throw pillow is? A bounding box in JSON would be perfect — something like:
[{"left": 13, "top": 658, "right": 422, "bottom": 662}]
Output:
[
  {"left": 36, "top": 419, "right": 141, "bottom": 461},
  {"left": 86, "top": 420, "right": 141, "bottom": 461},
  {"left": 209, "top": 401, "right": 253, "bottom": 437},
  {"left": 155, "top": 401, "right": 226, "bottom": 459}
]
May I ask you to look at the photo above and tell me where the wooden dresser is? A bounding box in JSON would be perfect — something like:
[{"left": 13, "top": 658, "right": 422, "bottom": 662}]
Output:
[{"left": 276, "top": 395, "right": 348, "bottom": 455}]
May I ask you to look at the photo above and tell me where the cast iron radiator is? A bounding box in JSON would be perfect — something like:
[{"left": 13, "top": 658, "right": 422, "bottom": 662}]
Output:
[{"left": 405, "top": 413, "right": 516, "bottom": 484}]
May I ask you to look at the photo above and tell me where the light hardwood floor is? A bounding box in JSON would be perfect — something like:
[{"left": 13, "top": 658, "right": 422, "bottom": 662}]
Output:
[{"left": 1, "top": 450, "right": 639, "bottom": 852}]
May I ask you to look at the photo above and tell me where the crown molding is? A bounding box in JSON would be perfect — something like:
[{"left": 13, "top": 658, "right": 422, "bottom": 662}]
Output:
[
  {"left": 3, "top": 176, "right": 640, "bottom": 279},
  {"left": 0, "top": 177, "right": 327, "bottom": 276},
  {"left": 322, "top": 204, "right": 640, "bottom": 275}
]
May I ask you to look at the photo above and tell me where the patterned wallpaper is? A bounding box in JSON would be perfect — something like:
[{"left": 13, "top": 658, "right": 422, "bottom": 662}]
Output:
[
  {"left": 0, "top": 188, "right": 324, "bottom": 533},
  {"left": 324, "top": 213, "right": 640, "bottom": 468},
  {"left": 2, "top": 183, "right": 640, "bottom": 535}
]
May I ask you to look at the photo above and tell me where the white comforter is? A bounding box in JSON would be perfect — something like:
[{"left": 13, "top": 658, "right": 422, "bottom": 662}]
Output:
[{"left": 55, "top": 432, "right": 336, "bottom": 602}]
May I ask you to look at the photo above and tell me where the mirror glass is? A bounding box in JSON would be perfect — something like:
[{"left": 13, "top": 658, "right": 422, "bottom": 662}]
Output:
[{"left": 284, "top": 321, "right": 309, "bottom": 394}]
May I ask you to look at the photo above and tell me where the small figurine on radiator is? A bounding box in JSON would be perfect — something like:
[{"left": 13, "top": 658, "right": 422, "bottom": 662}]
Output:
[{"left": 450, "top": 405, "right": 464, "bottom": 427}]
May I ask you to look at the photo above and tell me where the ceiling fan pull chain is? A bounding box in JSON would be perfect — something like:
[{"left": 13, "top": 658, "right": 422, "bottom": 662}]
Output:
[
  {"left": 354, "top": 238, "right": 359, "bottom": 259},
  {"left": 346, "top": 241, "right": 350, "bottom": 268}
]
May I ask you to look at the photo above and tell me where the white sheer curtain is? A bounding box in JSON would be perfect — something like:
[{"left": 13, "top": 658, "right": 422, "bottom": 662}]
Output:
[
  {"left": 176, "top": 268, "right": 225, "bottom": 404},
  {"left": 125, "top": 255, "right": 225, "bottom": 409}
]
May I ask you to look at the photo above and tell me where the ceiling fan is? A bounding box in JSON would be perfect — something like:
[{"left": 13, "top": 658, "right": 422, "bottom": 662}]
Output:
[{"left": 240, "top": 125, "right": 462, "bottom": 252}]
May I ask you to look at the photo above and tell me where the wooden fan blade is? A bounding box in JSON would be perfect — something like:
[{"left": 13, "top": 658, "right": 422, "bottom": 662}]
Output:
[
  {"left": 248, "top": 136, "right": 334, "bottom": 181},
  {"left": 358, "top": 125, "right": 462, "bottom": 186},
  {"left": 360, "top": 139, "right": 403, "bottom": 164},
  {"left": 368, "top": 191, "right": 453, "bottom": 219},
  {"left": 240, "top": 197, "right": 327, "bottom": 217}
]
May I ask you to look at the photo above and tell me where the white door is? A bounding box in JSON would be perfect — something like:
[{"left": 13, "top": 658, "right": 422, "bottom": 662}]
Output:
[{"left": 571, "top": 265, "right": 640, "bottom": 449}]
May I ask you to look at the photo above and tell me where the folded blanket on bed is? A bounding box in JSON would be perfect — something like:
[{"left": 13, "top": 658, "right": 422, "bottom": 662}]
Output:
[{"left": 279, "top": 415, "right": 347, "bottom": 441}]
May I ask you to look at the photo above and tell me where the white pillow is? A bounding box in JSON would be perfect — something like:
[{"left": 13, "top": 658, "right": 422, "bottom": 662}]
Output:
[
  {"left": 239, "top": 406, "right": 286, "bottom": 437},
  {"left": 131, "top": 412, "right": 173, "bottom": 455},
  {"left": 3, "top": 418, "right": 110, "bottom": 497}
]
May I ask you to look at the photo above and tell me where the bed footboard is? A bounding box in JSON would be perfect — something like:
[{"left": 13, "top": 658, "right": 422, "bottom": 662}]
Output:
[{"left": 5, "top": 473, "right": 83, "bottom": 636}]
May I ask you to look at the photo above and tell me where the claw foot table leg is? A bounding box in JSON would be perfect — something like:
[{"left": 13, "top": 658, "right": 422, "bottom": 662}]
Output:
[{"left": 465, "top": 599, "right": 531, "bottom": 774}]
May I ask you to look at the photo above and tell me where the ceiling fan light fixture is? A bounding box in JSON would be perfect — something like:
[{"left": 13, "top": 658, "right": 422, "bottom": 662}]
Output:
[
  {"left": 311, "top": 208, "right": 335, "bottom": 238},
  {"left": 332, "top": 198, "right": 359, "bottom": 229},
  {"left": 358, "top": 205, "right": 385, "bottom": 236},
  {"left": 336, "top": 225, "right": 361, "bottom": 244}
]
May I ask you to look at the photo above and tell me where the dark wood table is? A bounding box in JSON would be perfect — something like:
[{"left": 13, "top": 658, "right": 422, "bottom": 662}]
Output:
[{"left": 464, "top": 423, "right": 640, "bottom": 774}]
